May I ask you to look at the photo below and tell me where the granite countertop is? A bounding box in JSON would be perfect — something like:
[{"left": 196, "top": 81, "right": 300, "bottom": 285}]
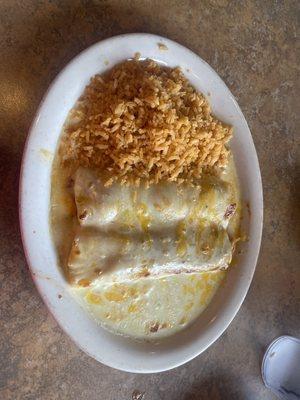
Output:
[{"left": 0, "top": 1, "right": 299, "bottom": 399}]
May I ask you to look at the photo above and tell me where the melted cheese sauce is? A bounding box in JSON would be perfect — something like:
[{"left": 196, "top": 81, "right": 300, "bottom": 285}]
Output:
[
  {"left": 51, "top": 140, "right": 241, "bottom": 341},
  {"left": 73, "top": 271, "right": 225, "bottom": 339}
]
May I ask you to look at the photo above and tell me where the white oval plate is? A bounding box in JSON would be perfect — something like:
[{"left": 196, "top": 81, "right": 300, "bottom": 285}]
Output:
[{"left": 19, "top": 33, "right": 263, "bottom": 373}]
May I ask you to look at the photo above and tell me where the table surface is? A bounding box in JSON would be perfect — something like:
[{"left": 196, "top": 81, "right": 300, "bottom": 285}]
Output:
[{"left": 1, "top": 1, "right": 299, "bottom": 399}]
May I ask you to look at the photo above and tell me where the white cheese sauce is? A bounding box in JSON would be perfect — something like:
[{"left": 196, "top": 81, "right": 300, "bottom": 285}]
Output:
[{"left": 51, "top": 140, "right": 241, "bottom": 340}]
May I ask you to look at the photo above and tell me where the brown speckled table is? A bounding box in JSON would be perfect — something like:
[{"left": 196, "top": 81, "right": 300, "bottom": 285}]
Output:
[{"left": 1, "top": 1, "right": 299, "bottom": 399}]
